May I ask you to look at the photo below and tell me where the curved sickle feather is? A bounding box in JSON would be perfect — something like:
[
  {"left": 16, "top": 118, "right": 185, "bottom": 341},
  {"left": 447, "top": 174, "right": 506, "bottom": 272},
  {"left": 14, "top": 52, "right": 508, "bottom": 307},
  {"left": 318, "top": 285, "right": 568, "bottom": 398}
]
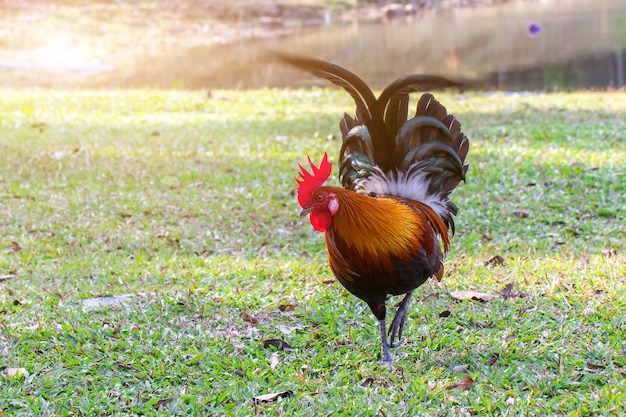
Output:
[
  {"left": 274, "top": 52, "right": 387, "bottom": 168},
  {"left": 275, "top": 53, "right": 378, "bottom": 123},
  {"left": 378, "top": 75, "right": 462, "bottom": 110},
  {"left": 396, "top": 116, "right": 453, "bottom": 143},
  {"left": 377, "top": 75, "right": 462, "bottom": 158}
]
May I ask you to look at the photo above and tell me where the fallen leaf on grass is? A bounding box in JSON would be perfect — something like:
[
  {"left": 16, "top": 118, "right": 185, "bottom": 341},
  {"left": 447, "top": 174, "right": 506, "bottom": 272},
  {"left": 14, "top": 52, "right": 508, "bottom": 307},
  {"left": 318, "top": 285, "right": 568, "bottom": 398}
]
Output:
[
  {"left": 269, "top": 352, "right": 280, "bottom": 371},
  {"left": 452, "top": 364, "right": 469, "bottom": 373},
  {"left": 359, "top": 377, "right": 374, "bottom": 388},
  {"left": 262, "top": 339, "right": 292, "bottom": 351},
  {"left": 278, "top": 302, "right": 297, "bottom": 312},
  {"left": 114, "top": 361, "right": 135, "bottom": 370},
  {"left": 500, "top": 283, "right": 515, "bottom": 298},
  {"left": 485, "top": 353, "right": 499, "bottom": 366},
  {"left": 421, "top": 293, "right": 440, "bottom": 303},
  {"left": 585, "top": 361, "right": 605, "bottom": 372},
  {"left": 0, "top": 274, "right": 16, "bottom": 282},
  {"left": 253, "top": 390, "right": 293, "bottom": 405},
  {"left": 9, "top": 241, "right": 21, "bottom": 253},
  {"left": 583, "top": 307, "right": 595, "bottom": 315},
  {"left": 446, "top": 376, "right": 474, "bottom": 391},
  {"left": 276, "top": 324, "right": 294, "bottom": 335},
  {"left": 500, "top": 283, "right": 528, "bottom": 299},
  {"left": 80, "top": 294, "right": 134, "bottom": 309},
  {"left": 438, "top": 310, "right": 451, "bottom": 318},
  {"left": 485, "top": 255, "right": 506, "bottom": 266},
  {"left": 513, "top": 209, "right": 529, "bottom": 218},
  {"left": 449, "top": 291, "right": 497, "bottom": 302},
  {"left": 152, "top": 398, "right": 174, "bottom": 408},
  {"left": 242, "top": 312, "right": 258, "bottom": 324}
]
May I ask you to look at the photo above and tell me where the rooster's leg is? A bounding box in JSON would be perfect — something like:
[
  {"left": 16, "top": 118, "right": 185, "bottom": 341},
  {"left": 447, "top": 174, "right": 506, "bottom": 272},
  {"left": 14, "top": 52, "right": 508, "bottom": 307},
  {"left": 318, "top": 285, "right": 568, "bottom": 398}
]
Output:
[
  {"left": 388, "top": 291, "right": 414, "bottom": 348},
  {"left": 379, "top": 319, "right": 393, "bottom": 366},
  {"left": 369, "top": 302, "right": 393, "bottom": 365}
]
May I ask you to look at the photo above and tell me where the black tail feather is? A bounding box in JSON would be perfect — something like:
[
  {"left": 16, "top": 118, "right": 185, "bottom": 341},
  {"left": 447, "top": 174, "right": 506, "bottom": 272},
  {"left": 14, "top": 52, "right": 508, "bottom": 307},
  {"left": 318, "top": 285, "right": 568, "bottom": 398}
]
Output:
[
  {"left": 274, "top": 53, "right": 387, "bottom": 166},
  {"left": 277, "top": 53, "right": 469, "bottom": 226}
]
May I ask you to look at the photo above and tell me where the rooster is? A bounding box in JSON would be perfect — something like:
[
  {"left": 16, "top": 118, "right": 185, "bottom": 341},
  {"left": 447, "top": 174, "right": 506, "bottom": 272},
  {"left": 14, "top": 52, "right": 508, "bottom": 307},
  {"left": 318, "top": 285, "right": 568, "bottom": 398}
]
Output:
[{"left": 284, "top": 55, "right": 469, "bottom": 365}]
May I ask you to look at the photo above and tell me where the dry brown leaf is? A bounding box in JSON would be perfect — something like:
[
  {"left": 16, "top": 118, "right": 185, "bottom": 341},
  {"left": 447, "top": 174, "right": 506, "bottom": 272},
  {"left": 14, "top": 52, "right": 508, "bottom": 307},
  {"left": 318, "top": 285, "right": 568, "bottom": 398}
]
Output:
[
  {"left": 449, "top": 290, "right": 497, "bottom": 302},
  {"left": 278, "top": 302, "right": 297, "bottom": 312},
  {"left": 154, "top": 398, "right": 174, "bottom": 408},
  {"left": 585, "top": 361, "right": 605, "bottom": 372},
  {"left": 262, "top": 339, "right": 292, "bottom": 351},
  {"left": 499, "top": 283, "right": 528, "bottom": 299},
  {"left": 253, "top": 390, "right": 293, "bottom": 405},
  {"left": 513, "top": 209, "right": 529, "bottom": 218},
  {"left": 9, "top": 241, "right": 21, "bottom": 253},
  {"left": 446, "top": 375, "right": 474, "bottom": 391},
  {"left": 114, "top": 361, "right": 134, "bottom": 370},
  {"left": 421, "top": 293, "right": 440, "bottom": 303},
  {"left": 485, "top": 353, "right": 499, "bottom": 366},
  {"left": 485, "top": 255, "right": 506, "bottom": 266},
  {"left": 359, "top": 377, "right": 374, "bottom": 388},
  {"left": 242, "top": 312, "right": 258, "bottom": 324},
  {"left": 500, "top": 283, "right": 515, "bottom": 298}
]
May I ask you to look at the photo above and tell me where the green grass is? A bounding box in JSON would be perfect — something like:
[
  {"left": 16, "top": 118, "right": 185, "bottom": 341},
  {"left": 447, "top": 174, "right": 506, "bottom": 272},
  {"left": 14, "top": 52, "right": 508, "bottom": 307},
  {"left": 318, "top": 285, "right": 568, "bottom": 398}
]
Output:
[{"left": 1, "top": 88, "right": 625, "bottom": 416}]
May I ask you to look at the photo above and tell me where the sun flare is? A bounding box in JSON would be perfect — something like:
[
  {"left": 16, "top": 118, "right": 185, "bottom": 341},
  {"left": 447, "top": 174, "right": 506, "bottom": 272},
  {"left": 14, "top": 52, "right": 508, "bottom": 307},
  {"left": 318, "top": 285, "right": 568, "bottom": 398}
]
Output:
[{"left": 37, "top": 36, "right": 90, "bottom": 67}]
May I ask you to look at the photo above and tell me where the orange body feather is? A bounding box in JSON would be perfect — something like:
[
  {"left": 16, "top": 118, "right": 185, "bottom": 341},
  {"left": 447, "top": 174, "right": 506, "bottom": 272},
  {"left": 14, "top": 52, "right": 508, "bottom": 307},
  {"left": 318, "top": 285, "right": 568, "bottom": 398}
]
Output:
[{"left": 318, "top": 186, "right": 448, "bottom": 302}]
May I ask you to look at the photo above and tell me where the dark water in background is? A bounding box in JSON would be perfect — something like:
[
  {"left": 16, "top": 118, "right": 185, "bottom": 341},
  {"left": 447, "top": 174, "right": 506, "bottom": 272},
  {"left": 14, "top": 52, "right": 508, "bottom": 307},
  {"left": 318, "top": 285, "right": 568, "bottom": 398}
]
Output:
[{"left": 144, "top": 0, "right": 625, "bottom": 91}]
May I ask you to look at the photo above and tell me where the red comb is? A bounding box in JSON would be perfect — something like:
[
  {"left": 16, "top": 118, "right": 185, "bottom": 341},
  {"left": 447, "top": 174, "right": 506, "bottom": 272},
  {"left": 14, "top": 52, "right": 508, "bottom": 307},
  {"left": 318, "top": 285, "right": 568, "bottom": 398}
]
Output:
[{"left": 296, "top": 152, "right": 332, "bottom": 208}]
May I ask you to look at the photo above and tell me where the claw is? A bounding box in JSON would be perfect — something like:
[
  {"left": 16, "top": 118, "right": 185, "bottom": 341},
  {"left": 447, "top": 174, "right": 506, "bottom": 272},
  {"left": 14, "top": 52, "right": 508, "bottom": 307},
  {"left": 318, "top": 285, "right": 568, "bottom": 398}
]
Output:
[
  {"left": 388, "top": 291, "right": 413, "bottom": 348},
  {"left": 388, "top": 312, "right": 406, "bottom": 348},
  {"left": 390, "top": 337, "right": 405, "bottom": 349}
]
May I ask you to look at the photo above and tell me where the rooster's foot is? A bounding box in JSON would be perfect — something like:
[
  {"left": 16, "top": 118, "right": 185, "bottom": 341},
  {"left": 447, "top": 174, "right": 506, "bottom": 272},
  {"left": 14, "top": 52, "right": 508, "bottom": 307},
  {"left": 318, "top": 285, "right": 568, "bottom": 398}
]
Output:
[{"left": 388, "top": 291, "right": 413, "bottom": 348}]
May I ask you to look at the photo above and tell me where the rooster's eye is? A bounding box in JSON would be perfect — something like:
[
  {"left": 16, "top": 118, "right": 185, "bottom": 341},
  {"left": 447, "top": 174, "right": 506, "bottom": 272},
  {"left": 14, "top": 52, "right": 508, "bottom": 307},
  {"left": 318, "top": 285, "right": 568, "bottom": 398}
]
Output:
[{"left": 316, "top": 194, "right": 324, "bottom": 202}]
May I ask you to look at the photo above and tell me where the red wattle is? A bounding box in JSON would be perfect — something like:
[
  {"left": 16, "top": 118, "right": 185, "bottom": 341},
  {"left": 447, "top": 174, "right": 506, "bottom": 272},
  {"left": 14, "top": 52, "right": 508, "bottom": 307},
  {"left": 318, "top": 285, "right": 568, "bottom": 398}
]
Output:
[{"left": 310, "top": 211, "right": 331, "bottom": 232}]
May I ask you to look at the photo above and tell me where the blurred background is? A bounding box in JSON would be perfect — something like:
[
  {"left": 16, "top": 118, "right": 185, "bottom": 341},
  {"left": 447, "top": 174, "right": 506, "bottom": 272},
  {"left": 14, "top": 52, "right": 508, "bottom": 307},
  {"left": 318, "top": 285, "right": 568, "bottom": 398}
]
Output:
[{"left": 1, "top": 0, "right": 625, "bottom": 90}]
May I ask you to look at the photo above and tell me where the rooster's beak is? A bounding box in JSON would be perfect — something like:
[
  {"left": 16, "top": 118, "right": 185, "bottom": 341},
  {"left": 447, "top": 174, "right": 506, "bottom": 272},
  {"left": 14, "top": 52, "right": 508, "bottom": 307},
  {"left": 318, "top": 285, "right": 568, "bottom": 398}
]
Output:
[{"left": 299, "top": 206, "right": 313, "bottom": 218}]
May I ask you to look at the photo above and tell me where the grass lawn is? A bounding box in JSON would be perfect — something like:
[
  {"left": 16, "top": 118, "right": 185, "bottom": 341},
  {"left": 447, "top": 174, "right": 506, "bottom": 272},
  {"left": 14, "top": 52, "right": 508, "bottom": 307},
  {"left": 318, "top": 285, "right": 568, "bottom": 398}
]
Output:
[{"left": 0, "top": 88, "right": 625, "bottom": 415}]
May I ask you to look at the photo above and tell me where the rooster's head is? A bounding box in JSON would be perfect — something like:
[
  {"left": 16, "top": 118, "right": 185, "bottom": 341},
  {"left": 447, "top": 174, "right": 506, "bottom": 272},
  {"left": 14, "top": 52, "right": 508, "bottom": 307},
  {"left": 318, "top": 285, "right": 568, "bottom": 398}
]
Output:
[{"left": 296, "top": 153, "right": 337, "bottom": 232}]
